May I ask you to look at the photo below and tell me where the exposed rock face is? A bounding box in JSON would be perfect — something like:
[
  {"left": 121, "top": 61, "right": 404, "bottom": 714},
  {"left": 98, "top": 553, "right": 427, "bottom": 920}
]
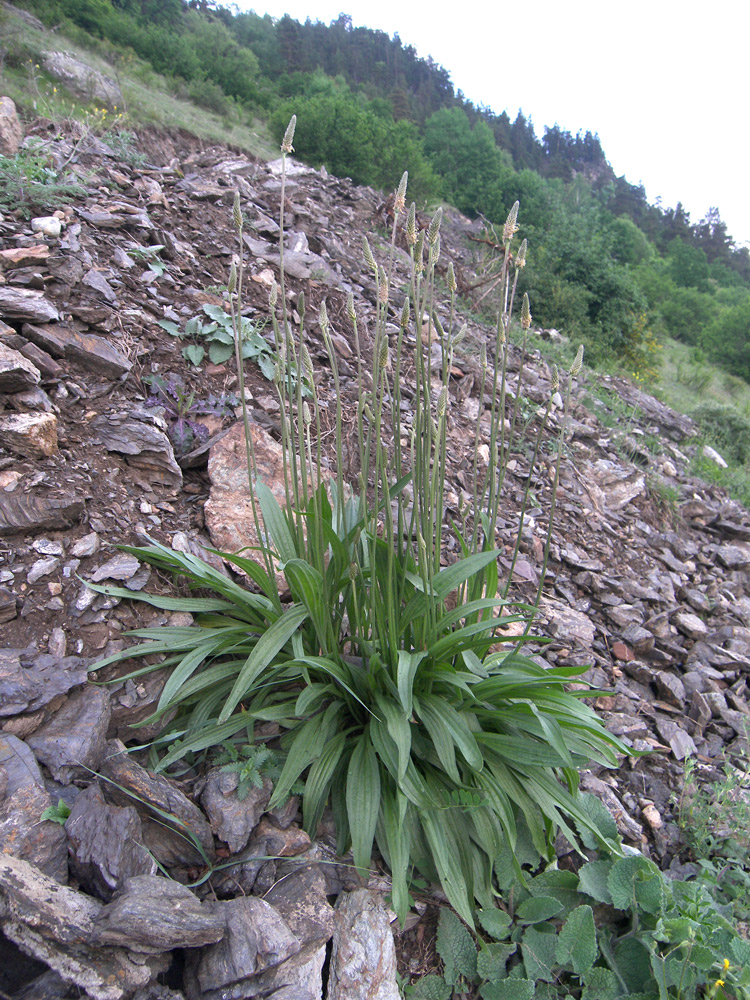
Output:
[
  {"left": 41, "top": 51, "right": 122, "bottom": 106},
  {"left": 0, "top": 96, "right": 23, "bottom": 156},
  {"left": 0, "top": 108, "right": 749, "bottom": 999}
]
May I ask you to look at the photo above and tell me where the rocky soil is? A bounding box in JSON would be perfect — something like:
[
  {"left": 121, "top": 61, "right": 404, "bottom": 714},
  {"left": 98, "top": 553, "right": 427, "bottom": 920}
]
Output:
[{"left": 0, "top": 105, "right": 749, "bottom": 998}]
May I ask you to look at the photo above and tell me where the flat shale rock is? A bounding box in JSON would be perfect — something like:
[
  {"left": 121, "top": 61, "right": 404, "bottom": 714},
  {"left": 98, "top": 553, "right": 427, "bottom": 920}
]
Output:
[
  {"left": 94, "top": 409, "right": 182, "bottom": 488},
  {"left": 200, "top": 767, "right": 271, "bottom": 854},
  {"left": 0, "top": 287, "right": 59, "bottom": 323},
  {"left": 92, "top": 874, "right": 225, "bottom": 953},
  {"left": 65, "top": 782, "right": 157, "bottom": 899},
  {"left": 0, "top": 647, "right": 88, "bottom": 716},
  {"left": 0, "top": 489, "right": 84, "bottom": 536},
  {"left": 0, "top": 734, "right": 68, "bottom": 881},
  {"left": 264, "top": 863, "right": 335, "bottom": 948},
  {"left": 0, "top": 411, "right": 58, "bottom": 458},
  {"left": 100, "top": 739, "right": 214, "bottom": 866},
  {"left": 193, "top": 897, "right": 300, "bottom": 996},
  {"left": 326, "top": 889, "right": 400, "bottom": 1000},
  {"left": 27, "top": 685, "right": 111, "bottom": 784},
  {"left": 0, "top": 853, "right": 155, "bottom": 1000},
  {"left": 0, "top": 342, "right": 41, "bottom": 392}
]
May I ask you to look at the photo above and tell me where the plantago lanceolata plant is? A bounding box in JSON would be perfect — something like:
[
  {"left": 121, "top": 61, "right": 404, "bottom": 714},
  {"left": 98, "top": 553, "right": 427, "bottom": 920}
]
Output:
[{"left": 89, "top": 116, "right": 631, "bottom": 927}]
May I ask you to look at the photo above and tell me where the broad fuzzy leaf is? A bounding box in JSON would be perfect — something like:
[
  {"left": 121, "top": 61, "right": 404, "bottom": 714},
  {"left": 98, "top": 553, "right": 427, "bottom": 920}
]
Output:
[
  {"left": 436, "top": 908, "right": 476, "bottom": 986},
  {"left": 481, "top": 980, "right": 535, "bottom": 1000},
  {"left": 555, "top": 905, "right": 597, "bottom": 976}
]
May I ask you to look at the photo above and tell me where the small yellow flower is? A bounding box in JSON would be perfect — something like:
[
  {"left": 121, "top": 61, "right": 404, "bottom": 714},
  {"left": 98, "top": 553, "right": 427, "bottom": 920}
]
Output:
[
  {"left": 715, "top": 979, "right": 725, "bottom": 988},
  {"left": 723, "top": 959, "right": 730, "bottom": 972}
]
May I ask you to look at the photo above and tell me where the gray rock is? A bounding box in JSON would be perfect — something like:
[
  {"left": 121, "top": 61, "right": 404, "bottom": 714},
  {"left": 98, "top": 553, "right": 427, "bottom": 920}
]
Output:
[
  {"left": 28, "top": 685, "right": 111, "bottom": 784},
  {"left": 94, "top": 409, "right": 182, "bottom": 488},
  {"left": 0, "top": 648, "right": 88, "bottom": 716},
  {"left": 92, "top": 875, "right": 225, "bottom": 953},
  {"left": 200, "top": 767, "right": 271, "bottom": 854},
  {"left": 210, "top": 817, "right": 310, "bottom": 895},
  {"left": 0, "top": 96, "right": 23, "bottom": 156},
  {"left": 0, "top": 287, "right": 60, "bottom": 323},
  {"left": 0, "top": 342, "right": 41, "bottom": 392},
  {"left": 0, "top": 853, "right": 157, "bottom": 1000},
  {"left": 41, "top": 51, "right": 122, "bottom": 106},
  {"left": 90, "top": 552, "right": 141, "bottom": 582},
  {"left": 654, "top": 671, "right": 686, "bottom": 709},
  {"left": 0, "top": 489, "right": 84, "bottom": 536},
  {"left": 0, "top": 411, "right": 58, "bottom": 458},
  {"left": 265, "top": 863, "right": 335, "bottom": 948},
  {"left": 326, "top": 889, "right": 400, "bottom": 1000},
  {"left": 672, "top": 610, "right": 709, "bottom": 641},
  {"left": 100, "top": 739, "right": 214, "bottom": 866},
  {"left": 0, "top": 734, "right": 68, "bottom": 881},
  {"left": 195, "top": 897, "right": 300, "bottom": 993},
  {"left": 65, "top": 782, "right": 157, "bottom": 898}
]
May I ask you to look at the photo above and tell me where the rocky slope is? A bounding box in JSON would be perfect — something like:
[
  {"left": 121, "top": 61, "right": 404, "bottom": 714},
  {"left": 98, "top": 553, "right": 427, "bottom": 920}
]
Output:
[{"left": 0, "top": 109, "right": 749, "bottom": 998}]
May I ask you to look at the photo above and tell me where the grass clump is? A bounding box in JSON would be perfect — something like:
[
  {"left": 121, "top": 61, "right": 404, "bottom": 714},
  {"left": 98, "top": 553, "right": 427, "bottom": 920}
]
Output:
[
  {"left": 0, "top": 141, "right": 86, "bottom": 214},
  {"left": 89, "top": 116, "right": 630, "bottom": 927}
]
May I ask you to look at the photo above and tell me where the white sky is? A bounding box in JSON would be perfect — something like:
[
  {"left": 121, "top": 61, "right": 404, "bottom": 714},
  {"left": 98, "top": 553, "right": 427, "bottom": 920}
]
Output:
[{"left": 236, "top": 0, "right": 750, "bottom": 247}]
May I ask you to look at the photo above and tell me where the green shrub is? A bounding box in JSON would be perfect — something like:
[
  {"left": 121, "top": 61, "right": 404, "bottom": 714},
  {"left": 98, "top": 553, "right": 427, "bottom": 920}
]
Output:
[
  {"left": 0, "top": 143, "right": 86, "bottom": 215},
  {"left": 691, "top": 402, "right": 750, "bottom": 466},
  {"left": 89, "top": 118, "right": 630, "bottom": 927}
]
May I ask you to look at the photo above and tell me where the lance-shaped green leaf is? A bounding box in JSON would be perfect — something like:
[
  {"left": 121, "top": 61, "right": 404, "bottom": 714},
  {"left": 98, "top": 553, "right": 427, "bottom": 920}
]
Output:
[{"left": 346, "top": 731, "right": 380, "bottom": 875}]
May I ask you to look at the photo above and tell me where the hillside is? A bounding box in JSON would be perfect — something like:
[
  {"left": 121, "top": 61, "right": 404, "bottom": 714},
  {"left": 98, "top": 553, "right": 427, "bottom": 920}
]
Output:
[
  {"left": 1, "top": 90, "right": 750, "bottom": 998},
  {"left": 2, "top": 0, "right": 750, "bottom": 394}
]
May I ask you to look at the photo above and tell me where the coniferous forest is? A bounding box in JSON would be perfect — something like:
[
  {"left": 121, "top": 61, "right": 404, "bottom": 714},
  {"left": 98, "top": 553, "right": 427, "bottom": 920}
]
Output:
[{"left": 10, "top": 0, "right": 750, "bottom": 384}]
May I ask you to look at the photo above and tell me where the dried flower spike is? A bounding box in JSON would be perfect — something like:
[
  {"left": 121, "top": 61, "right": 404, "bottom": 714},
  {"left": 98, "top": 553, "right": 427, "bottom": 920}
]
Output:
[
  {"left": 516, "top": 238, "right": 527, "bottom": 269},
  {"left": 395, "top": 172, "right": 408, "bottom": 215},
  {"left": 447, "top": 262, "right": 456, "bottom": 294},
  {"left": 362, "top": 236, "right": 377, "bottom": 274},
  {"left": 269, "top": 284, "right": 278, "bottom": 308},
  {"left": 551, "top": 364, "right": 560, "bottom": 393},
  {"left": 405, "top": 203, "right": 417, "bottom": 247},
  {"left": 503, "top": 201, "right": 520, "bottom": 243},
  {"left": 400, "top": 297, "right": 410, "bottom": 329},
  {"left": 281, "top": 115, "right": 296, "bottom": 154},
  {"left": 570, "top": 344, "right": 584, "bottom": 376},
  {"left": 521, "top": 293, "right": 532, "bottom": 330},
  {"left": 232, "top": 191, "right": 243, "bottom": 232},
  {"left": 319, "top": 300, "right": 329, "bottom": 333},
  {"left": 227, "top": 261, "right": 237, "bottom": 295},
  {"left": 346, "top": 292, "right": 357, "bottom": 324},
  {"left": 437, "top": 385, "right": 448, "bottom": 418},
  {"left": 427, "top": 207, "right": 442, "bottom": 246}
]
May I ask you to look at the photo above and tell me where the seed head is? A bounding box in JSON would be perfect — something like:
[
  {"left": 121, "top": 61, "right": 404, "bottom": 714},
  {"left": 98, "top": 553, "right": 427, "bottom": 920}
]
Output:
[
  {"left": 480, "top": 343, "right": 487, "bottom": 370},
  {"left": 346, "top": 292, "right": 357, "bottom": 325},
  {"left": 269, "top": 283, "right": 278, "bottom": 308},
  {"left": 319, "top": 300, "right": 329, "bottom": 333},
  {"left": 232, "top": 190, "right": 243, "bottom": 232},
  {"left": 395, "top": 172, "right": 408, "bottom": 215},
  {"left": 349, "top": 562, "right": 358, "bottom": 582},
  {"left": 429, "top": 234, "right": 441, "bottom": 267},
  {"left": 521, "top": 293, "right": 532, "bottom": 330},
  {"left": 400, "top": 296, "right": 410, "bottom": 329},
  {"left": 447, "top": 262, "right": 456, "bottom": 294},
  {"left": 378, "top": 267, "right": 389, "bottom": 305},
  {"left": 297, "top": 291, "right": 305, "bottom": 320},
  {"left": 377, "top": 334, "right": 389, "bottom": 371},
  {"left": 227, "top": 261, "right": 237, "bottom": 295},
  {"left": 301, "top": 344, "right": 314, "bottom": 383},
  {"left": 427, "top": 207, "right": 442, "bottom": 246},
  {"left": 405, "top": 203, "right": 417, "bottom": 246},
  {"left": 303, "top": 401, "right": 312, "bottom": 425},
  {"left": 570, "top": 344, "right": 584, "bottom": 377},
  {"left": 281, "top": 115, "right": 296, "bottom": 154},
  {"left": 362, "top": 236, "right": 377, "bottom": 274},
  {"left": 516, "top": 238, "right": 527, "bottom": 269},
  {"left": 414, "top": 231, "right": 425, "bottom": 275},
  {"left": 503, "top": 201, "right": 520, "bottom": 243},
  {"left": 551, "top": 365, "right": 560, "bottom": 393},
  {"left": 453, "top": 323, "right": 467, "bottom": 347},
  {"left": 437, "top": 385, "right": 448, "bottom": 419}
]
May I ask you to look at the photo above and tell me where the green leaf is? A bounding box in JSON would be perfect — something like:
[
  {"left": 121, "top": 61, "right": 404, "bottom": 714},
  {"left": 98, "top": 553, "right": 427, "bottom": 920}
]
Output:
[
  {"left": 219, "top": 603, "right": 307, "bottom": 722},
  {"left": 521, "top": 925, "right": 558, "bottom": 982},
  {"left": 208, "top": 341, "right": 233, "bottom": 364},
  {"left": 397, "top": 649, "right": 426, "bottom": 719},
  {"left": 268, "top": 710, "right": 331, "bottom": 808},
  {"left": 302, "top": 732, "right": 347, "bottom": 835},
  {"left": 480, "top": 981, "right": 534, "bottom": 1000},
  {"left": 477, "top": 941, "right": 516, "bottom": 981},
  {"left": 477, "top": 907, "right": 513, "bottom": 941},
  {"left": 608, "top": 856, "right": 664, "bottom": 914},
  {"left": 41, "top": 798, "right": 71, "bottom": 825},
  {"left": 256, "top": 479, "right": 298, "bottom": 564},
  {"left": 284, "top": 559, "right": 331, "bottom": 650},
  {"left": 374, "top": 694, "right": 412, "bottom": 782},
  {"left": 157, "top": 319, "right": 182, "bottom": 337},
  {"left": 555, "top": 905, "right": 596, "bottom": 976},
  {"left": 422, "top": 813, "right": 475, "bottom": 928},
  {"left": 431, "top": 549, "right": 499, "bottom": 599},
  {"left": 407, "top": 975, "right": 451, "bottom": 1000},
  {"left": 577, "top": 859, "right": 614, "bottom": 905},
  {"left": 436, "top": 908, "right": 477, "bottom": 987},
  {"left": 183, "top": 343, "right": 205, "bottom": 366},
  {"left": 346, "top": 731, "right": 380, "bottom": 875},
  {"left": 581, "top": 967, "right": 619, "bottom": 1000},
  {"left": 613, "top": 936, "right": 653, "bottom": 994},
  {"left": 515, "top": 896, "right": 563, "bottom": 925},
  {"left": 577, "top": 792, "right": 619, "bottom": 849}
]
